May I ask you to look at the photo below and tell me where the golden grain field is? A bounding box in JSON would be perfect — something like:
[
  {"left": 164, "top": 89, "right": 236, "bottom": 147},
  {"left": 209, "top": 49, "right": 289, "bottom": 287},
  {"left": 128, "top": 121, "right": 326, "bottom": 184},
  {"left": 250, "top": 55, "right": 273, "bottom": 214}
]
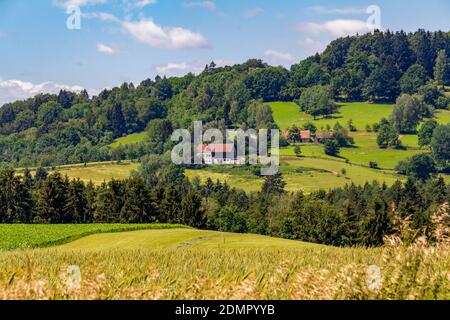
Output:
[{"left": 0, "top": 229, "right": 448, "bottom": 300}]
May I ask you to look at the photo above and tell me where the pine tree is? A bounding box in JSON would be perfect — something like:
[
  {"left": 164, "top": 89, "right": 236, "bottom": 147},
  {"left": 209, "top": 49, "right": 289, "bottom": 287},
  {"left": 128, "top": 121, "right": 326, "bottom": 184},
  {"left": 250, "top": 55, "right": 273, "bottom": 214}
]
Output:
[
  {"left": 411, "top": 30, "right": 435, "bottom": 76},
  {"left": 360, "top": 193, "right": 389, "bottom": 246},
  {"left": 392, "top": 30, "right": 415, "bottom": 72},
  {"left": 181, "top": 192, "right": 206, "bottom": 228},
  {"left": 434, "top": 49, "right": 450, "bottom": 87},
  {"left": 34, "top": 173, "right": 68, "bottom": 223},
  {"left": 120, "top": 177, "right": 154, "bottom": 223},
  {"left": 262, "top": 173, "right": 286, "bottom": 195},
  {"left": 35, "top": 167, "right": 48, "bottom": 182},
  {"left": 0, "top": 169, "right": 33, "bottom": 223},
  {"left": 85, "top": 181, "right": 96, "bottom": 223},
  {"left": 64, "top": 178, "right": 88, "bottom": 223},
  {"left": 94, "top": 179, "right": 125, "bottom": 222},
  {"left": 160, "top": 186, "right": 182, "bottom": 223},
  {"left": 23, "top": 168, "right": 34, "bottom": 188},
  {"left": 109, "top": 102, "right": 126, "bottom": 138}
]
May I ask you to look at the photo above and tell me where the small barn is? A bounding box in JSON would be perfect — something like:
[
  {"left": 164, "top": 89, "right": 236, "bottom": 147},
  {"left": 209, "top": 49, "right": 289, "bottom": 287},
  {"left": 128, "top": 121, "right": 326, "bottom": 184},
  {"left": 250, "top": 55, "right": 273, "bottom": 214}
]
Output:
[{"left": 300, "top": 130, "right": 311, "bottom": 143}]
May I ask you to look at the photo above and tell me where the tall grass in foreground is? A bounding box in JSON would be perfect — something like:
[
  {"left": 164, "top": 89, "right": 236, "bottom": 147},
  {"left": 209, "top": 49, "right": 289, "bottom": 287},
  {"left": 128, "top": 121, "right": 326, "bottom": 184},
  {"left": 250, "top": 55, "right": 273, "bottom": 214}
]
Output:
[
  {"left": 0, "top": 206, "right": 448, "bottom": 300},
  {"left": 0, "top": 243, "right": 447, "bottom": 300}
]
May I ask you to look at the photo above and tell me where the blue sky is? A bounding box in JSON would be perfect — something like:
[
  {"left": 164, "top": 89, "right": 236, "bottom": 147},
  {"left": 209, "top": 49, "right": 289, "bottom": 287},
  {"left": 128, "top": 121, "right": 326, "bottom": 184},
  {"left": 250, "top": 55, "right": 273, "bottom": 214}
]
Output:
[{"left": 0, "top": 0, "right": 449, "bottom": 104}]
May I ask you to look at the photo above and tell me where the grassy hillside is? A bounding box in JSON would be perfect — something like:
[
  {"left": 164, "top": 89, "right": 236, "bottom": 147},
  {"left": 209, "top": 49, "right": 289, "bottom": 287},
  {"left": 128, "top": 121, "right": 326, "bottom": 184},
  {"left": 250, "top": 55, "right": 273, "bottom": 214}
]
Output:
[
  {"left": 11, "top": 101, "right": 448, "bottom": 192},
  {"left": 187, "top": 156, "right": 403, "bottom": 193},
  {"left": 0, "top": 224, "right": 186, "bottom": 250},
  {"left": 436, "top": 109, "right": 450, "bottom": 124},
  {"left": 0, "top": 227, "right": 447, "bottom": 300},
  {"left": 269, "top": 101, "right": 394, "bottom": 130},
  {"left": 109, "top": 132, "right": 148, "bottom": 149},
  {"left": 280, "top": 133, "right": 422, "bottom": 169},
  {"left": 20, "top": 161, "right": 140, "bottom": 185},
  {"left": 269, "top": 101, "right": 450, "bottom": 170},
  {"left": 53, "top": 162, "right": 139, "bottom": 185},
  {"left": 59, "top": 228, "right": 316, "bottom": 250}
]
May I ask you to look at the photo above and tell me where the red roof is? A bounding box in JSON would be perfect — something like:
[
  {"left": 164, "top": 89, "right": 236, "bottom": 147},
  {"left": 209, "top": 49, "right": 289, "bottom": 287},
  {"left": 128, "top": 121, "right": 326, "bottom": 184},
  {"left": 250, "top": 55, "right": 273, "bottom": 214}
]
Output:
[
  {"left": 199, "top": 144, "right": 234, "bottom": 153},
  {"left": 300, "top": 130, "right": 311, "bottom": 140}
]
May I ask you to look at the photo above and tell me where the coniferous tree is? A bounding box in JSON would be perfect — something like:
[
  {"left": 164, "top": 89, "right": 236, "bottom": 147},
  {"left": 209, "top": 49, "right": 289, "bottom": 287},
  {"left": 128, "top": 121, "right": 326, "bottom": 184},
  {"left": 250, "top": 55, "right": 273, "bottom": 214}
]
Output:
[
  {"left": 94, "top": 179, "right": 125, "bottom": 222},
  {"left": 0, "top": 169, "right": 33, "bottom": 223},
  {"left": 35, "top": 167, "right": 48, "bottom": 182},
  {"left": 160, "top": 186, "right": 182, "bottom": 224},
  {"left": 360, "top": 193, "right": 390, "bottom": 246},
  {"left": 120, "top": 176, "right": 155, "bottom": 223},
  {"left": 392, "top": 30, "right": 415, "bottom": 72},
  {"left": 434, "top": 49, "right": 450, "bottom": 87},
  {"left": 64, "top": 178, "right": 88, "bottom": 223},
  {"left": 108, "top": 102, "right": 126, "bottom": 138},
  {"left": 262, "top": 173, "right": 286, "bottom": 195},
  {"left": 34, "top": 173, "right": 68, "bottom": 223},
  {"left": 85, "top": 181, "right": 97, "bottom": 223},
  {"left": 181, "top": 192, "right": 206, "bottom": 228},
  {"left": 411, "top": 30, "right": 435, "bottom": 76},
  {"left": 23, "top": 168, "right": 34, "bottom": 188}
]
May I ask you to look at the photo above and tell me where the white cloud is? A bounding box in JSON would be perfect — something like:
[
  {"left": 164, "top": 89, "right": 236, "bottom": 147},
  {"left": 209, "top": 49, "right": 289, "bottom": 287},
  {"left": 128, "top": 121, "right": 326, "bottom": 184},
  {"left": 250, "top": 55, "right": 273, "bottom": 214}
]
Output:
[
  {"left": 299, "top": 38, "right": 326, "bottom": 55},
  {"left": 244, "top": 7, "right": 263, "bottom": 18},
  {"left": 298, "top": 19, "right": 371, "bottom": 37},
  {"left": 156, "top": 63, "right": 189, "bottom": 75},
  {"left": 122, "top": 19, "right": 209, "bottom": 49},
  {"left": 0, "top": 79, "right": 88, "bottom": 105},
  {"left": 183, "top": 1, "right": 216, "bottom": 10},
  {"left": 301, "top": 37, "right": 323, "bottom": 47},
  {"left": 134, "top": 0, "right": 157, "bottom": 9},
  {"left": 53, "top": 0, "right": 107, "bottom": 9},
  {"left": 97, "top": 43, "right": 116, "bottom": 54},
  {"left": 264, "top": 50, "right": 294, "bottom": 62},
  {"left": 309, "top": 6, "right": 367, "bottom": 15},
  {"left": 82, "top": 12, "right": 209, "bottom": 50},
  {"left": 82, "top": 11, "right": 119, "bottom": 22},
  {"left": 155, "top": 59, "right": 231, "bottom": 76}
]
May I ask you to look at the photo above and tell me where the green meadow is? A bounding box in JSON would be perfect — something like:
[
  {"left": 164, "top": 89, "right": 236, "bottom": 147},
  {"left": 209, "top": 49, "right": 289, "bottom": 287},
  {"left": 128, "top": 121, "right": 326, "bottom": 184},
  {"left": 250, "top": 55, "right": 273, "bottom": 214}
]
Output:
[
  {"left": 280, "top": 132, "right": 423, "bottom": 169},
  {"left": 187, "top": 156, "right": 402, "bottom": 193},
  {"left": 184, "top": 101, "right": 450, "bottom": 191},
  {"left": 12, "top": 102, "right": 449, "bottom": 193},
  {"left": 268, "top": 101, "right": 394, "bottom": 131},
  {"left": 110, "top": 131, "right": 148, "bottom": 149},
  {"left": 0, "top": 224, "right": 186, "bottom": 250},
  {"left": 269, "top": 102, "right": 450, "bottom": 170}
]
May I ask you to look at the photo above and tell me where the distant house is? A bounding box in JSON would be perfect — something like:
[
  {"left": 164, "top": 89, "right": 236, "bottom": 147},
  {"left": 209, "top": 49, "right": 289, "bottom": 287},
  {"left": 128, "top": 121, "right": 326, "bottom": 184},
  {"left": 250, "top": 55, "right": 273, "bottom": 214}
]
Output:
[
  {"left": 300, "top": 130, "right": 311, "bottom": 143},
  {"left": 283, "top": 129, "right": 311, "bottom": 143},
  {"left": 314, "top": 131, "right": 334, "bottom": 143},
  {"left": 198, "top": 144, "right": 245, "bottom": 165}
]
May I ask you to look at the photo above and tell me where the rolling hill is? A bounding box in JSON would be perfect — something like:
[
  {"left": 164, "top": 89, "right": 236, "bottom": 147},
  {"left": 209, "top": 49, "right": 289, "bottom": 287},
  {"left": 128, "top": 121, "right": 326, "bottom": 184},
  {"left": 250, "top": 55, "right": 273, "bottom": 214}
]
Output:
[
  {"left": 0, "top": 226, "right": 447, "bottom": 300},
  {"left": 58, "top": 228, "right": 317, "bottom": 250}
]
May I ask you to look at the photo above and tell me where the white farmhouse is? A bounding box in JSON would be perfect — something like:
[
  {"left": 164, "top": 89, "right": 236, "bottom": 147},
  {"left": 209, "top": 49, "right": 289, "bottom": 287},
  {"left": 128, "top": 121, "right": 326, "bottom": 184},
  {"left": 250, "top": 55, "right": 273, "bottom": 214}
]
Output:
[{"left": 198, "top": 144, "right": 245, "bottom": 165}]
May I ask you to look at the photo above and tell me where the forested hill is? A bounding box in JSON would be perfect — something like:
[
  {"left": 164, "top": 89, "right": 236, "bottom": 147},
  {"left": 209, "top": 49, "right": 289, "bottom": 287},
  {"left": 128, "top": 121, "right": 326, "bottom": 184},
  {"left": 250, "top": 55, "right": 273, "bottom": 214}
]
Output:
[{"left": 1, "top": 29, "right": 450, "bottom": 167}]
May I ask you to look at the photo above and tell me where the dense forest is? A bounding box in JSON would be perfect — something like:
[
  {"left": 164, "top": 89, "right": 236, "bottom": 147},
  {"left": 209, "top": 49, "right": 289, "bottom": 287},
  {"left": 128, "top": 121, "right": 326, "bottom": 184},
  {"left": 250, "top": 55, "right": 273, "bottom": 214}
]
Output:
[
  {"left": 1, "top": 29, "right": 450, "bottom": 167},
  {"left": 1, "top": 154, "right": 449, "bottom": 247}
]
